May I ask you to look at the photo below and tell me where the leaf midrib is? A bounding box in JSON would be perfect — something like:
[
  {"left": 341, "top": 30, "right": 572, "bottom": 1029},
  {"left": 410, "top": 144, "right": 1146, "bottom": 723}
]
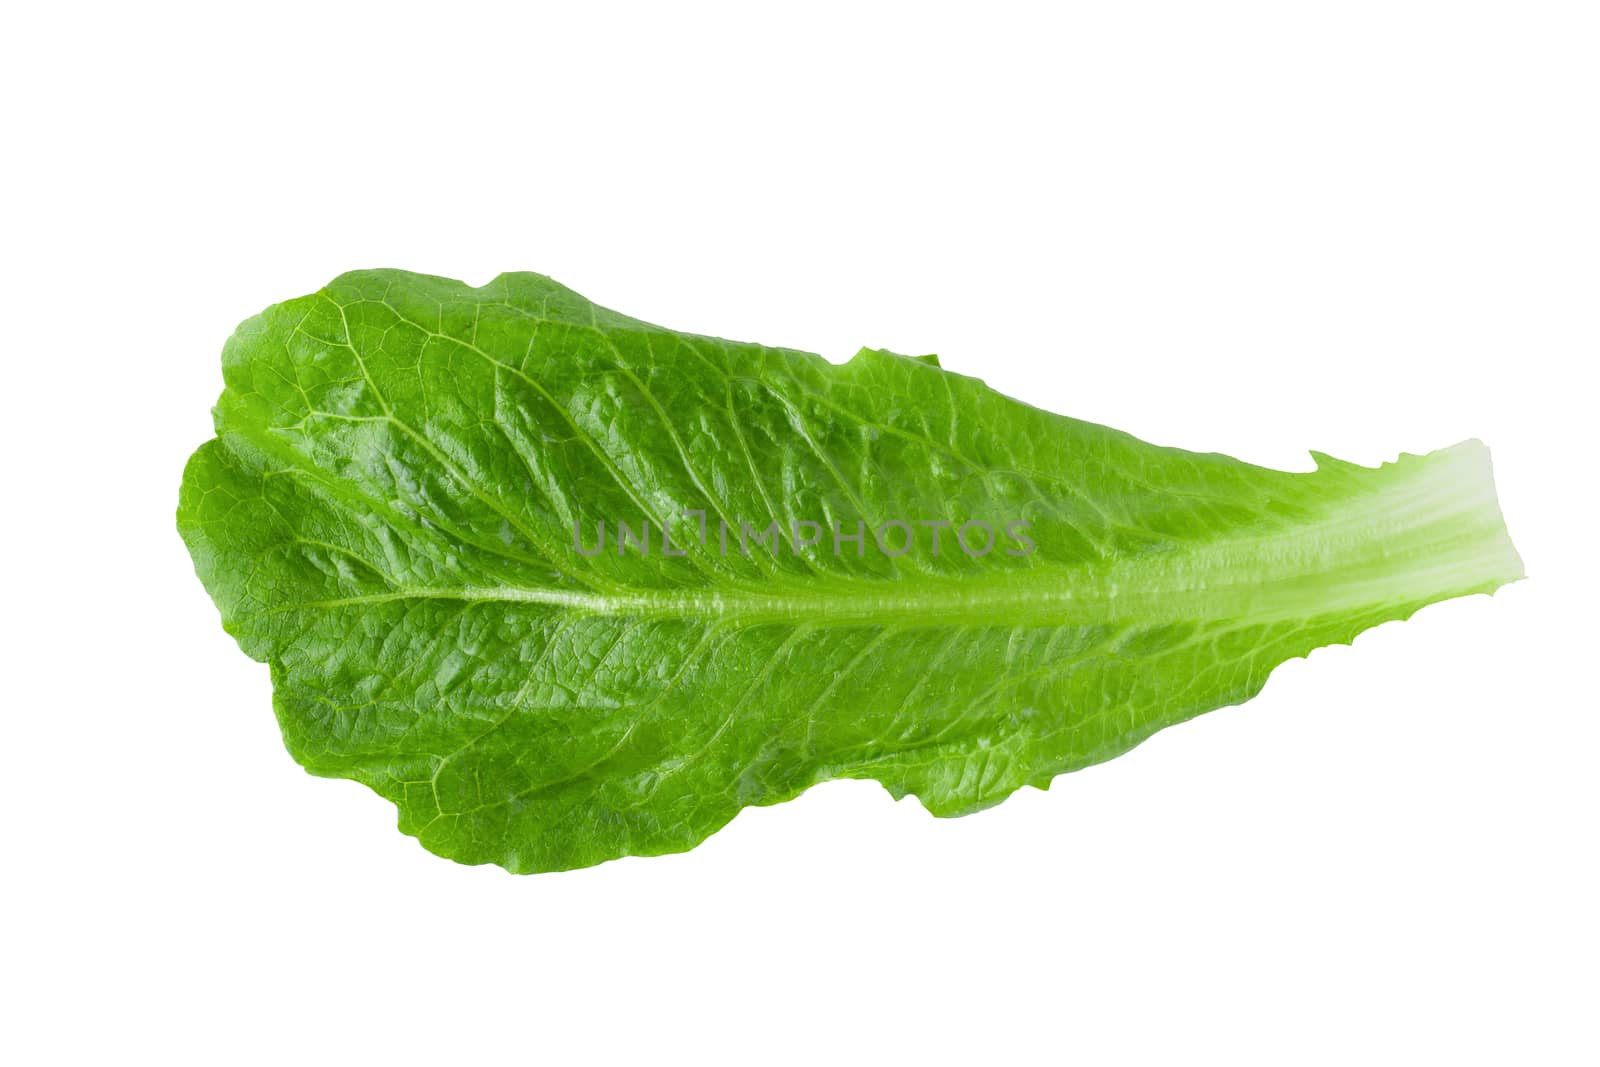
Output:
[{"left": 279, "top": 530, "right": 1512, "bottom": 629}]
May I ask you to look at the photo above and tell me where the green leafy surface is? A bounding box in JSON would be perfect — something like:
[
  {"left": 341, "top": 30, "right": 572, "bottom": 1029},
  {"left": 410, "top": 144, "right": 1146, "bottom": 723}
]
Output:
[{"left": 179, "top": 270, "right": 1524, "bottom": 872}]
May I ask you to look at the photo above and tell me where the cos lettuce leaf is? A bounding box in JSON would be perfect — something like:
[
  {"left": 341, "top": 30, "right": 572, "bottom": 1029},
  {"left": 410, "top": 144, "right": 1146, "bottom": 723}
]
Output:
[{"left": 178, "top": 269, "right": 1524, "bottom": 872}]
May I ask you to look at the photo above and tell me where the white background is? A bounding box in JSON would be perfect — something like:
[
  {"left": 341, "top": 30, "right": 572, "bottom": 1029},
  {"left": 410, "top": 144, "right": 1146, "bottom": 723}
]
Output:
[{"left": 4, "top": 2, "right": 1596, "bottom": 1063}]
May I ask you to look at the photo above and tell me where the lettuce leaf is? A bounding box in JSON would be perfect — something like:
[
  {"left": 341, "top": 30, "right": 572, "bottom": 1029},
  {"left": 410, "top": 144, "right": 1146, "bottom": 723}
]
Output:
[{"left": 178, "top": 269, "right": 1524, "bottom": 872}]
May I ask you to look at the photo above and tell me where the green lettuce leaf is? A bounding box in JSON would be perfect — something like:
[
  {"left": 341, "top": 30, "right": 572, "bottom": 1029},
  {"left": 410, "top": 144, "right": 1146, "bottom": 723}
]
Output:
[{"left": 178, "top": 269, "right": 1524, "bottom": 872}]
